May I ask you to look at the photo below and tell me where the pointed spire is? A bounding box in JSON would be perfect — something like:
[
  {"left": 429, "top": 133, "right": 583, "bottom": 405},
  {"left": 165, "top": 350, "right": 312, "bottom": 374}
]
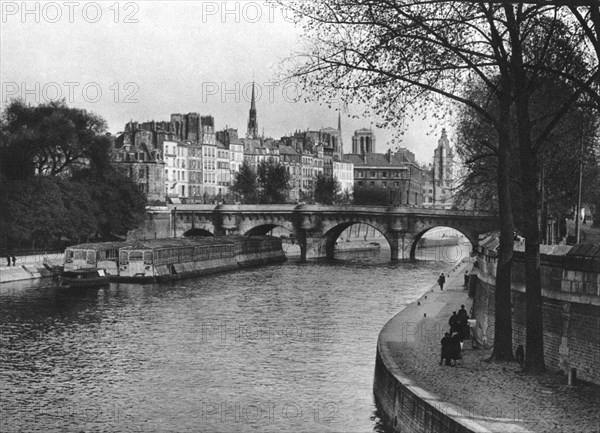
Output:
[
  {"left": 251, "top": 81, "right": 256, "bottom": 111},
  {"left": 247, "top": 80, "right": 259, "bottom": 139}
]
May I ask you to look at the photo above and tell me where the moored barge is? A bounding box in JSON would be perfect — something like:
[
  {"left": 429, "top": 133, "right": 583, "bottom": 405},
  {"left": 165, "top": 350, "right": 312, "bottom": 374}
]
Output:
[{"left": 62, "top": 236, "right": 286, "bottom": 284}]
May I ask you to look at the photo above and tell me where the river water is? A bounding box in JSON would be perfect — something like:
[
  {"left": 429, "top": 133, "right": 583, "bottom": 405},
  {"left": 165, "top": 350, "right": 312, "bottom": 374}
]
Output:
[{"left": 0, "top": 243, "right": 470, "bottom": 433}]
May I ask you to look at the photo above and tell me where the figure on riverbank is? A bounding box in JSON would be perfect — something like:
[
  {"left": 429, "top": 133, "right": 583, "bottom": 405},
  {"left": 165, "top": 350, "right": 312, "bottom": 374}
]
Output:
[
  {"left": 6, "top": 254, "right": 11, "bottom": 266},
  {"left": 515, "top": 345, "right": 525, "bottom": 368},
  {"left": 449, "top": 311, "right": 459, "bottom": 334},
  {"left": 437, "top": 273, "right": 446, "bottom": 290},
  {"left": 440, "top": 332, "right": 452, "bottom": 366},
  {"left": 12, "top": 255, "right": 16, "bottom": 267},
  {"left": 457, "top": 305, "right": 470, "bottom": 341},
  {"left": 450, "top": 332, "right": 462, "bottom": 365}
]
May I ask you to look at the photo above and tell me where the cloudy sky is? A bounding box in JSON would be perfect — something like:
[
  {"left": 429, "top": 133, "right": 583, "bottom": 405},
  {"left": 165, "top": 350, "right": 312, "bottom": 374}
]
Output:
[{"left": 1, "top": 1, "right": 452, "bottom": 163}]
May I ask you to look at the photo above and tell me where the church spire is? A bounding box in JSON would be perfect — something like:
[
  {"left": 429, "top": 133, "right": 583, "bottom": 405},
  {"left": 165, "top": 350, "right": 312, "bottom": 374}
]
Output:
[{"left": 247, "top": 81, "right": 259, "bottom": 139}]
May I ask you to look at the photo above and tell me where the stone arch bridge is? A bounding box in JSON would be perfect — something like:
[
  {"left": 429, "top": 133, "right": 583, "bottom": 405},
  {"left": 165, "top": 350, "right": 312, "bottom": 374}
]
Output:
[{"left": 135, "top": 204, "right": 498, "bottom": 261}]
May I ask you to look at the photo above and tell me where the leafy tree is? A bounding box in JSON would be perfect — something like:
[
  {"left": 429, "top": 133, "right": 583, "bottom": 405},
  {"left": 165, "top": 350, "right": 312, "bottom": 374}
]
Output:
[
  {"left": 0, "top": 177, "right": 98, "bottom": 250},
  {"left": 0, "top": 99, "right": 107, "bottom": 179},
  {"left": 257, "top": 160, "right": 290, "bottom": 204},
  {"left": 231, "top": 160, "right": 258, "bottom": 203},
  {"left": 0, "top": 99, "right": 146, "bottom": 249},
  {"left": 455, "top": 77, "right": 599, "bottom": 234},
  {"left": 314, "top": 174, "right": 340, "bottom": 205}
]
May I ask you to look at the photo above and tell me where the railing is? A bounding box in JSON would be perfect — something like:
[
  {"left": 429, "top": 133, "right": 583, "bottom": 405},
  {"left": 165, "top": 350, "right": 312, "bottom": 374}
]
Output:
[
  {"left": 164, "top": 203, "right": 498, "bottom": 218},
  {"left": 0, "top": 251, "right": 64, "bottom": 266}
]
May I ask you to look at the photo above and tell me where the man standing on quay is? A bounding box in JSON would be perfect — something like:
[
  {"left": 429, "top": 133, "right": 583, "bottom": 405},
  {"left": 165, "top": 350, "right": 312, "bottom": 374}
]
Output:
[{"left": 438, "top": 273, "right": 446, "bottom": 290}]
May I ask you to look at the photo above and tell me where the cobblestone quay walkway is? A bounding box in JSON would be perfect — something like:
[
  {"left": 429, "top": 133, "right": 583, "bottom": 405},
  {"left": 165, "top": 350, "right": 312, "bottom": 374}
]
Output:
[{"left": 378, "top": 260, "right": 600, "bottom": 433}]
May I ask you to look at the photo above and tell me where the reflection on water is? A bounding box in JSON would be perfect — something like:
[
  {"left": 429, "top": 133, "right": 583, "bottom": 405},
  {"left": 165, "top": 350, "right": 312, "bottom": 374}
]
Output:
[{"left": 1, "top": 244, "right": 469, "bottom": 432}]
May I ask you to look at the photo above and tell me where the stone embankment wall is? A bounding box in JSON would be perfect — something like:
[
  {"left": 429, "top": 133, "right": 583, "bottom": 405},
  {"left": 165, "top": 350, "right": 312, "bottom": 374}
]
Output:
[
  {"left": 473, "top": 243, "right": 600, "bottom": 384},
  {"left": 373, "top": 350, "right": 486, "bottom": 433}
]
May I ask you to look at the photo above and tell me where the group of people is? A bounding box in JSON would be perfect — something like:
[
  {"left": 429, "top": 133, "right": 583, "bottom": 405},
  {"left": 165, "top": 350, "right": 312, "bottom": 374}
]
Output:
[
  {"left": 5, "top": 254, "right": 16, "bottom": 267},
  {"left": 440, "top": 305, "right": 470, "bottom": 366}
]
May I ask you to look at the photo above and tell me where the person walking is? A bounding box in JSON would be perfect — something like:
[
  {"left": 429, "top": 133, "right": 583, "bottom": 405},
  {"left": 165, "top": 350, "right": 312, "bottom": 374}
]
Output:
[
  {"left": 437, "top": 273, "right": 446, "bottom": 290},
  {"left": 440, "top": 332, "right": 452, "bottom": 366},
  {"left": 11, "top": 255, "right": 16, "bottom": 267},
  {"left": 6, "top": 254, "right": 11, "bottom": 267},
  {"left": 464, "top": 271, "right": 469, "bottom": 288}
]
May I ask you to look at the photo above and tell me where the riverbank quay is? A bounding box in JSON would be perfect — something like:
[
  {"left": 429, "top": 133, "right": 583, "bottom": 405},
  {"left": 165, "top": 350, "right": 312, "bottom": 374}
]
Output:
[
  {"left": 374, "top": 260, "right": 600, "bottom": 433},
  {"left": 0, "top": 253, "right": 62, "bottom": 284}
]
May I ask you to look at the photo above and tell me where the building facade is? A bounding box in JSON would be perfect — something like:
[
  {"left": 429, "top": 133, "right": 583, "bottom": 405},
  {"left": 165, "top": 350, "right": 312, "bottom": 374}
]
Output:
[
  {"left": 113, "top": 132, "right": 166, "bottom": 203},
  {"left": 216, "top": 140, "right": 231, "bottom": 197},
  {"left": 333, "top": 159, "right": 354, "bottom": 195},
  {"left": 347, "top": 150, "right": 424, "bottom": 205}
]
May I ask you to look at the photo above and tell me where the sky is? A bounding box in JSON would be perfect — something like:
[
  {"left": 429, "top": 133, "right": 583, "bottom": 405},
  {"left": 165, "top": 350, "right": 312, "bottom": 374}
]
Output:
[{"left": 0, "top": 1, "right": 453, "bottom": 164}]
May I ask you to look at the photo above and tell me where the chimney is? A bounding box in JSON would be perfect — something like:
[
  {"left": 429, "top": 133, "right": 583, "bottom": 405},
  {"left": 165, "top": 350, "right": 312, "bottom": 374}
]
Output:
[{"left": 387, "top": 148, "right": 392, "bottom": 163}]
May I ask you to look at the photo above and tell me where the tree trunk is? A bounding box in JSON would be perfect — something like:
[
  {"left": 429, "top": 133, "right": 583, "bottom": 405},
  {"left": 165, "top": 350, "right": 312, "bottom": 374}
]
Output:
[
  {"left": 491, "top": 98, "right": 515, "bottom": 362},
  {"left": 506, "top": 4, "right": 546, "bottom": 373},
  {"left": 518, "top": 131, "right": 546, "bottom": 374}
]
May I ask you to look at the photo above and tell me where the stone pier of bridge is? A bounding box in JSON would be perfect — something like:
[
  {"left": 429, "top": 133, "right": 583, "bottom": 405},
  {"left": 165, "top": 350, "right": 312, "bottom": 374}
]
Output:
[{"left": 129, "top": 204, "right": 498, "bottom": 262}]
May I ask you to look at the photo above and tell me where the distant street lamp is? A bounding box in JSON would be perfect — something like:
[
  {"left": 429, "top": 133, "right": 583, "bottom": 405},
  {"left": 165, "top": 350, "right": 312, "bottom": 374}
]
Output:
[
  {"left": 575, "top": 123, "right": 586, "bottom": 244},
  {"left": 173, "top": 206, "right": 177, "bottom": 238}
]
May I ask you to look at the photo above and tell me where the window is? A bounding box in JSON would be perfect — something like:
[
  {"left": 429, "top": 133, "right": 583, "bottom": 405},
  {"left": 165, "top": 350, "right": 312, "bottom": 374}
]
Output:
[
  {"left": 371, "top": 171, "right": 375, "bottom": 177},
  {"left": 382, "top": 172, "right": 387, "bottom": 178},
  {"left": 382, "top": 182, "right": 387, "bottom": 187}
]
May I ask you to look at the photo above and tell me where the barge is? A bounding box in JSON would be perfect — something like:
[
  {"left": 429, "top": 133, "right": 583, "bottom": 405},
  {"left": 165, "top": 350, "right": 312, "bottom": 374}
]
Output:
[
  {"left": 59, "top": 269, "right": 110, "bottom": 288},
  {"left": 62, "top": 236, "right": 286, "bottom": 284}
]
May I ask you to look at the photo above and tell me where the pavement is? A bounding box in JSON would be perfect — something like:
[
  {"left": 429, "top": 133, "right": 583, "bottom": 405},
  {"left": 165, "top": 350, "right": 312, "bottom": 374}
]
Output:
[
  {"left": 379, "top": 260, "right": 600, "bottom": 433},
  {"left": 0, "top": 253, "right": 63, "bottom": 283}
]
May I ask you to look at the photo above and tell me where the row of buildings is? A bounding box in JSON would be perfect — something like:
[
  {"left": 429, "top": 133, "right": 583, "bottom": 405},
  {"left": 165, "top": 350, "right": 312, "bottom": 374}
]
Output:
[{"left": 113, "top": 83, "right": 455, "bottom": 206}]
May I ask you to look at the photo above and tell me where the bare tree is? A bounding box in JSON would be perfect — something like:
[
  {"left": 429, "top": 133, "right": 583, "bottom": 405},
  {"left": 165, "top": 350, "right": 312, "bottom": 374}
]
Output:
[{"left": 280, "top": 0, "right": 595, "bottom": 370}]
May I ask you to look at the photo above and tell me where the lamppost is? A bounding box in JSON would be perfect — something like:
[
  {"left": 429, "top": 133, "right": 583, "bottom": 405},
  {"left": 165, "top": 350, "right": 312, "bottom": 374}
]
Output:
[
  {"left": 575, "top": 125, "right": 585, "bottom": 244},
  {"left": 173, "top": 206, "right": 177, "bottom": 238}
]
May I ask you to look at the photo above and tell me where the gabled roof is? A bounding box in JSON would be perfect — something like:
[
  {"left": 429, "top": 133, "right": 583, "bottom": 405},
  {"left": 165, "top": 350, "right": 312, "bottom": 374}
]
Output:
[{"left": 279, "top": 145, "right": 298, "bottom": 155}]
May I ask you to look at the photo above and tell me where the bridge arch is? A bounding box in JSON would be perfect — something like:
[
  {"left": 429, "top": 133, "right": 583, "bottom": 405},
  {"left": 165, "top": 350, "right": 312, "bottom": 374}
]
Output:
[
  {"left": 183, "top": 228, "right": 214, "bottom": 237},
  {"left": 319, "top": 221, "right": 393, "bottom": 260},
  {"left": 409, "top": 226, "right": 477, "bottom": 260},
  {"left": 239, "top": 218, "right": 296, "bottom": 238},
  {"left": 244, "top": 224, "right": 292, "bottom": 237}
]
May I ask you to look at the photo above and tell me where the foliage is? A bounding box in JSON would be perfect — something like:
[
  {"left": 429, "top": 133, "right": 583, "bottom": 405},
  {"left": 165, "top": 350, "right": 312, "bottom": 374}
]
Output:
[
  {"left": 230, "top": 160, "right": 258, "bottom": 203},
  {"left": 314, "top": 174, "right": 340, "bottom": 205},
  {"left": 1, "top": 99, "right": 107, "bottom": 179},
  {"left": 0, "top": 177, "right": 98, "bottom": 249},
  {"left": 257, "top": 160, "right": 291, "bottom": 204},
  {"left": 454, "top": 77, "right": 599, "bottom": 226},
  {"left": 0, "top": 99, "right": 146, "bottom": 249}
]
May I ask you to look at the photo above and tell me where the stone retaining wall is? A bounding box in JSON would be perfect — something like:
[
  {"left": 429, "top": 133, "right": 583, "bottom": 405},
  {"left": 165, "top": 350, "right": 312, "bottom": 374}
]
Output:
[
  {"left": 373, "top": 348, "right": 489, "bottom": 433},
  {"left": 472, "top": 244, "right": 600, "bottom": 384}
]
